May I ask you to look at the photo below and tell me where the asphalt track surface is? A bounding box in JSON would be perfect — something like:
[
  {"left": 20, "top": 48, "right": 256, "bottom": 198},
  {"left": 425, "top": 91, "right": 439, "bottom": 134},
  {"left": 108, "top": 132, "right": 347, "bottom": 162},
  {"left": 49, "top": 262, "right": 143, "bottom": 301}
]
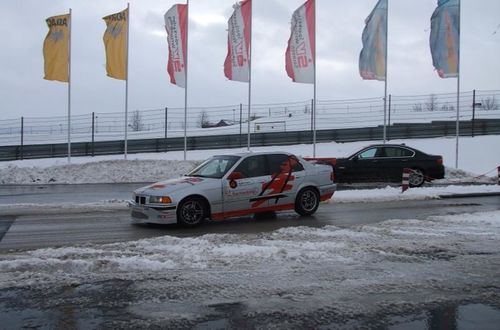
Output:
[{"left": 0, "top": 185, "right": 499, "bottom": 251}]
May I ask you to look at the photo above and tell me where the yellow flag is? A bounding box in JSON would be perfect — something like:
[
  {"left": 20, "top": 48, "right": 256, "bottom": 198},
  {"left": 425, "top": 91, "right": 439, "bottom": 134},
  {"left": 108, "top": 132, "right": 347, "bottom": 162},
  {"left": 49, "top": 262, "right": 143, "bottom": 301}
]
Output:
[
  {"left": 103, "top": 8, "right": 128, "bottom": 80},
  {"left": 43, "top": 14, "right": 70, "bottom": 82}
]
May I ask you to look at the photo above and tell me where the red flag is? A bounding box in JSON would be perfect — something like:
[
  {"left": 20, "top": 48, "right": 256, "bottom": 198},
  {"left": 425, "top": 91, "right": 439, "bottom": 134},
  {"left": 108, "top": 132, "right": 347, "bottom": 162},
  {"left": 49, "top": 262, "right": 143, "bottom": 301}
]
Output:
[
  {"left": 224, "top": 0, "right": 252, "bottom": 82},
  {"left": 285, "top": 0, "right": 315, "bottom": 84},
  {"left": 164, "top": 4, "right": 188, "bottom": 88}
]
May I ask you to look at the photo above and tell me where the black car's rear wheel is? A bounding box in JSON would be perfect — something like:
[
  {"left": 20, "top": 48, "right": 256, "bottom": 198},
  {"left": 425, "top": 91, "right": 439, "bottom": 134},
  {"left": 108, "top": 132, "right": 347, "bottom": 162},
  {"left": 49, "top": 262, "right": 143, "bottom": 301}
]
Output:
[
  {"left": 409, "top": 168, "right": 425, "bottom": 187},
  {"left": 295, "top": 187, "right": 320, "bottom": 216},
  {"left": 177, "top": 197, "right": 207, "bottom": 227}
]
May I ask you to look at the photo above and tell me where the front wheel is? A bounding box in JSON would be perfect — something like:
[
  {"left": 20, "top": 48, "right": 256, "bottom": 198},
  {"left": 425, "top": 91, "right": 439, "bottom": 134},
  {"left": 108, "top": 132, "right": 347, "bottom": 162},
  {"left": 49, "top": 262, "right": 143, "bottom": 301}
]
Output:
[
  {"left": 295, "top": 187, "right": 319, "bottom": 216},
  {"left": 409, "top": 168, "right": 425, "bottom": 187},
  {"left": 177, "top": 197, "right": 207, "bottom": 227}
]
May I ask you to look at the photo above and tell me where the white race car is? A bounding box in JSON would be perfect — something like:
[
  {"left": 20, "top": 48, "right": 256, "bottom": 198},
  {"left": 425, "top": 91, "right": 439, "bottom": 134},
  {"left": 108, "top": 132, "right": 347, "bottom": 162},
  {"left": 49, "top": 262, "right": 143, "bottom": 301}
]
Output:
[{"left": 130, "top": 152, "right": 336, "bottom": 226}]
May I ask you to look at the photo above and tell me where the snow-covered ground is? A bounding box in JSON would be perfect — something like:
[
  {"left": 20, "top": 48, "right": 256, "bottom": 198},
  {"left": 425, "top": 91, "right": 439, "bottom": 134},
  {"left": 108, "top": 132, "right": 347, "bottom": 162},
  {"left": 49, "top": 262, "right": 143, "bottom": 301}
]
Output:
[
  {"left": 1, "top": 209, "right": 499, "bottom": 296},
  {"left": 1, "top": 135, "right": 499, "bottom": 185}
]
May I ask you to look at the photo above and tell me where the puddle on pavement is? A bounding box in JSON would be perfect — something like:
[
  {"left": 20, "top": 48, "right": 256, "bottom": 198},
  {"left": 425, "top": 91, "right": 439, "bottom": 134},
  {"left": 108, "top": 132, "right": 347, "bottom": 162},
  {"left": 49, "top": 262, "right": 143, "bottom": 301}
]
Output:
[
  {"left": 1, "top": 296, "right": 500, "bottom": 329},
  {"left": 386, "top": 303, "right": 500, "bottom": 330}
]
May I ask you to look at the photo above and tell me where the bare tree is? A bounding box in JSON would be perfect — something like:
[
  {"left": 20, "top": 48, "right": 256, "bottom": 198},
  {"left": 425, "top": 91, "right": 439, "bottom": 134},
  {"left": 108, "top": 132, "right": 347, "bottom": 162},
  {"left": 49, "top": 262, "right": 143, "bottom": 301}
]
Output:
[
  {"left": 412, "top": 104, "right": 423, "bottom": 112},
  {"left": 440, "top": 103, "right": 455, "bottom": 111},
  {"left": 199, "top": 110, "right": 210, "bottom": 128},
  {"left": 425, "top": 94, "right": 439, "bottom": 112},
  {"left": 481, "top": 96, "right": 499, "bottom": 110},
  {"left": 129, "top": 110, "right": 143, "bottom": 131}
]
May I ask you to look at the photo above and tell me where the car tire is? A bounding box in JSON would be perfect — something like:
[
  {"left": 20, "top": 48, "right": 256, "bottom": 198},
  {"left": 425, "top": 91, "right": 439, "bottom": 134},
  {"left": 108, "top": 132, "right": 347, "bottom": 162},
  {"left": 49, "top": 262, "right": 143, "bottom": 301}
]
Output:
[
  {"left": 409, "top": 168, "right": 425, "bottom": 187},
  {"left": 295, "top": 187, "right": 320, "bottom": 216},
  {"left": 177, "top": 197, "right": 207, "bottom": 227}
]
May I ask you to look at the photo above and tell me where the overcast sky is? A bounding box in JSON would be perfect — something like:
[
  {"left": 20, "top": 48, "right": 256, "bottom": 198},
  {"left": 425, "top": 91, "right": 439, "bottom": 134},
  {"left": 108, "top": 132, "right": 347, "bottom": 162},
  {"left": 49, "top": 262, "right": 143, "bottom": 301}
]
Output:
[{"left": 1, "top": 0, "right": 499, "bottom": 119}]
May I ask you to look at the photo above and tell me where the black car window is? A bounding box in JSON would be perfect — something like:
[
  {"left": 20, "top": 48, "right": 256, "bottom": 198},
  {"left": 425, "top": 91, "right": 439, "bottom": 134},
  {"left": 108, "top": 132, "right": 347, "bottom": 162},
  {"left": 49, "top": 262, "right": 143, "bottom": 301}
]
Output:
[
  {"left": 358, "top": 148, "right": 377, "bottom": 159},
  {"left": 234, "top": 155, "right": 269, "bottom": 178},
  {"left": 383, "top": 147, "right": 414, "bottom": 158},
  {"left": 267, "top": 154, "right": 304, "bottom": 174}
]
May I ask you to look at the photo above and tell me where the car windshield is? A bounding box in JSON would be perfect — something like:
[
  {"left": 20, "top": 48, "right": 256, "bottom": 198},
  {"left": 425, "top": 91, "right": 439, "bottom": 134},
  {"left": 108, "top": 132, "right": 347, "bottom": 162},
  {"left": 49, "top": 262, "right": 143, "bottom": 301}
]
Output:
[{"left": 186, "top": 155, "right": 240, "bottom": 179}]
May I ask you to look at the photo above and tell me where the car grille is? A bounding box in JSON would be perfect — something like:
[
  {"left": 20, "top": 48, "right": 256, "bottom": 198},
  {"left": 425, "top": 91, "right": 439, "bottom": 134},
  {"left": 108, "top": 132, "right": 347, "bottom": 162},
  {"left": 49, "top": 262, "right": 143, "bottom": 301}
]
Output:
[
  {"left": 135, "top": 195, "right": 146, "bottom": 204},
  {"left": 131, "top": 210, "right": 148, "bottom": 219}
]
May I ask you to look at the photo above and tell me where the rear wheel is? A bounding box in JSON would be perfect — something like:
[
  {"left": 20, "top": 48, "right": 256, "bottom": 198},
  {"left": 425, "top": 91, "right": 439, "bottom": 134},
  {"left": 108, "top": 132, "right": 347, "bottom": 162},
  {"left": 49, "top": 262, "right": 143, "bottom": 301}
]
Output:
[
  {"left": 295, "top": 187, "right": 319, "bottom": 216},
  {"left": 409, "top": 168, "right": 425, "bottom": 187},
  {"left": 177, "top": 197, "right": 207, "bottom": 227}
]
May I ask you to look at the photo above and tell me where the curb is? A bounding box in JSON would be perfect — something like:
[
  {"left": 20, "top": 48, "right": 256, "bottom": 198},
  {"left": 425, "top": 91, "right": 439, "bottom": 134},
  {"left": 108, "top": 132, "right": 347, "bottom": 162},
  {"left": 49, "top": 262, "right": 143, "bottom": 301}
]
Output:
[{"left": 438, "top": 192, "right": 500, "bottom": 199}]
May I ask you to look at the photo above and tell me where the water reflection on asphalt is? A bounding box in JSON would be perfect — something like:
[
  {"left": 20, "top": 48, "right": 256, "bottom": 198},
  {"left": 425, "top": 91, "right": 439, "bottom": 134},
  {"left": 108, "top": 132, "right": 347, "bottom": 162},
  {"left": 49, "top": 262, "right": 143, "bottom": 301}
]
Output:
[{"left": 1, "top": 281, "right": 499, "bottom": 330}]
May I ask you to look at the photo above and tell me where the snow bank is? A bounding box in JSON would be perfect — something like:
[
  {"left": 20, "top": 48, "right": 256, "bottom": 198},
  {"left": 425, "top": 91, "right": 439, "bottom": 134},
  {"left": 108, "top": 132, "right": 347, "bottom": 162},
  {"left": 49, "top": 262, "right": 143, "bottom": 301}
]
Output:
[
  {"left": 1, "top": 210, "right": 499, "bottom": 289},
  {"left": 1, "top": 135, "right": 498, "bottom": 184},
  {"left": 332, "top": 185, "right": 500, "bottom": 203},
  {"left": 0, "top": 159, "right": 199, "bottom": 184}
]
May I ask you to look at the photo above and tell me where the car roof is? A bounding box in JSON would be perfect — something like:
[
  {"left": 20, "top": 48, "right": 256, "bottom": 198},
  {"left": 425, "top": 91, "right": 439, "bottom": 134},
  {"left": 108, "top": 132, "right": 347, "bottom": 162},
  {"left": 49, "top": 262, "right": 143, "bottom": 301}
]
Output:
[
  {"left": 362, "top": 143, "right": 416, "bottom": 149},
  {"left": 213, "top": 151, "right": 295, "bottom": 157}
]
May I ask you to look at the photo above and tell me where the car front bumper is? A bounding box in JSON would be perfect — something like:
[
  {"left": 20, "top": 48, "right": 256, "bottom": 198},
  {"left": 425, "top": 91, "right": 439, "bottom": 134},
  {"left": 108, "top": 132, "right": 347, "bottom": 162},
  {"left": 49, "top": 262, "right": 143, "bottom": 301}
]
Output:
[{"left": 128, "top": 201, "right": 178, "bottom": 225}]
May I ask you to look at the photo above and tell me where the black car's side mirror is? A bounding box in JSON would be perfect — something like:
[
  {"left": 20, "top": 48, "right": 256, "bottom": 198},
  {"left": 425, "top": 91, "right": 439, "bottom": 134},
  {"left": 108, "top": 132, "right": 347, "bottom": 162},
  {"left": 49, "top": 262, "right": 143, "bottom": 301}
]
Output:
[{"left": 352, "top": 155, "right": 359, "bottom": 162}]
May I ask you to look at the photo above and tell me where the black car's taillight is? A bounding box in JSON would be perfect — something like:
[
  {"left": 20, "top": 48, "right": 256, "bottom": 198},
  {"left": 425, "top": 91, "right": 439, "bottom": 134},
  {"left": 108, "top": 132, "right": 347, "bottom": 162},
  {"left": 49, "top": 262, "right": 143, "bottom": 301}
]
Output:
[{"left": 436, "top": 157, "right": 443, "bottom": 166}]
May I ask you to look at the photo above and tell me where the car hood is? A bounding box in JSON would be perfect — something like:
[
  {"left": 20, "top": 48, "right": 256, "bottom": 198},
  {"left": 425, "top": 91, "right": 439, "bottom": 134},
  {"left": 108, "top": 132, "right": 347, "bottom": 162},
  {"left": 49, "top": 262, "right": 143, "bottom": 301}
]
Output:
[{"left": 135, "top": 176, "right": 213, "bottom": 195}]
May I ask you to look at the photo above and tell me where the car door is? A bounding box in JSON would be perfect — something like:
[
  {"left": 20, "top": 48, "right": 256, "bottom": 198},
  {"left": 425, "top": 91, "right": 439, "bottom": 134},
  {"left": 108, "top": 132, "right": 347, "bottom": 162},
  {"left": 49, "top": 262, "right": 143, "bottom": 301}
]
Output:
[
  {"left": 342, "top": 147, "right": 381, "bottom": 182},
  {"left": 378, "top": 146, "right": 416, "bottom": 182},
  {"left": 264, "top": 154, "right": 306, "bottom": 208},
  {"left": 222, "top": 155, "right": 271, "bottom": 216}
]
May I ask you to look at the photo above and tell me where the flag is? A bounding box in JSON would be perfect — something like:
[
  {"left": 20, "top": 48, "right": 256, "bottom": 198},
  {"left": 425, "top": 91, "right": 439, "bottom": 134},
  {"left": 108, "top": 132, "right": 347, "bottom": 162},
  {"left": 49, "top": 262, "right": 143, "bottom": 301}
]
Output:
[
  {"left": 103, "top": 8, "right": 128, "bottom": 80},
  {"left": 43, "top": 14, "right": 70, "bottom": 82},
  {"left": 164, "top": 4, "right": 188, "bottom": 88},
  {"left": 224, "top": 0, "right": 252, "bottom": 82},
  {"left": 359, "top": 0, "right": 387, "bottom": 81},
  {"left": 430, "top": 0, "right": 459, "bottom": 78},
  {"left": 285, "top": 0, "right": 315, "bottom": 84}
]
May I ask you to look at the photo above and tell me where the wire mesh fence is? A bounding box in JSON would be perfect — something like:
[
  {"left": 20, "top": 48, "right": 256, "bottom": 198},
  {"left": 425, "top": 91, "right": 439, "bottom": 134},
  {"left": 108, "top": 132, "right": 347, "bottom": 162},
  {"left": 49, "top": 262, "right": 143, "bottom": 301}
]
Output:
[{"left": 0, "top": 89, "right": 499, "bottom": 147}]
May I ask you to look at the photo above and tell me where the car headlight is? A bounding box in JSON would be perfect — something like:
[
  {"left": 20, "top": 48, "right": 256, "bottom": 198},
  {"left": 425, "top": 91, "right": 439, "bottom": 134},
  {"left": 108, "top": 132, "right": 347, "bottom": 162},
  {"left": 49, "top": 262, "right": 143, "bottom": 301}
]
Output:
[{"left": 149, "top": 196, "right": 172, "bottom": 204}]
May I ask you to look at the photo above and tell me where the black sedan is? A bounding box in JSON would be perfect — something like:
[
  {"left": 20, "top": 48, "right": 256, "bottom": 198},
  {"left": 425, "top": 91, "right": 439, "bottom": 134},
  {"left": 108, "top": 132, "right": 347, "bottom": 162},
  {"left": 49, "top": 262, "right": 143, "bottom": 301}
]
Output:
[{"left": 334, "top": 144, "right": 444, "bottom": 187}]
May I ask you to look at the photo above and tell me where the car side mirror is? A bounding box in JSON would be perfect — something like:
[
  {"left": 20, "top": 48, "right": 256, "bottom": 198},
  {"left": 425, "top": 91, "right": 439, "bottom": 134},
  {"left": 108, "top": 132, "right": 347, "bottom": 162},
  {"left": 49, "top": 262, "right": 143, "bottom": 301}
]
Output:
[
  {"left": 352, "top": 155, "right": 359, "bottom": 162},
  {"left": 227, "top": 171, "right": 243, "bottom": 180}
]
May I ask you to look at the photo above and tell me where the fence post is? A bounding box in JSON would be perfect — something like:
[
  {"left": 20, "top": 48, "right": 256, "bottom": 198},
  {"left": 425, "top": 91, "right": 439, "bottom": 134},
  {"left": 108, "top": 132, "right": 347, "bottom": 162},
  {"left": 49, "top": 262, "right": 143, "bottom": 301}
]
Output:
[
  {"left": 311, "top": 99, "right": 314, "bottom": 132},
  {"left": 387, "top": 94, "right": 392, "bottom": 141},
  {"left": 402, "top": 168, "right": 410, "bottom": 193},
  {"left": 20, "top": 116, "right": 24, "bottom": 160},
  {"left": 164, "top": 107, "right": 168, "bottom": 152},
  {"left": 472, "top": 89, "right": 476, "bottom": 137},
  {"left": 239, "top": 103, "right": 242, "bottom": 147},
  {"left": 91, "top": 112, "right": 95, "bottom": 156}
]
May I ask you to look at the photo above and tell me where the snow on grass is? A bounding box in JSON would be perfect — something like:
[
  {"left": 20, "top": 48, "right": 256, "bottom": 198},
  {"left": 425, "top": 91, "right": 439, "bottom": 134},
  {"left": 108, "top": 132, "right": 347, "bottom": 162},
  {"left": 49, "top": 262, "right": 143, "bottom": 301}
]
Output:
[
  {"left": 0, "top": 159, "right": 199, "bottom": 184},
  {"left": 0, "top": 135, "right": 499, "bottom": 185},
  {"left": 1, "top": 210, "right": 499, "bottom": 289}
]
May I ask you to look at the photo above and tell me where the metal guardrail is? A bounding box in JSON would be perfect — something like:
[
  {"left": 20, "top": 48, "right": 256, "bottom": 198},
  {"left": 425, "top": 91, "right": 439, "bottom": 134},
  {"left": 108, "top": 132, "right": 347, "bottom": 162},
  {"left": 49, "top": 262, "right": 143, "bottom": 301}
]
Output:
[{"left": 1, "top": 119, "right": 499, "bottom": 161}]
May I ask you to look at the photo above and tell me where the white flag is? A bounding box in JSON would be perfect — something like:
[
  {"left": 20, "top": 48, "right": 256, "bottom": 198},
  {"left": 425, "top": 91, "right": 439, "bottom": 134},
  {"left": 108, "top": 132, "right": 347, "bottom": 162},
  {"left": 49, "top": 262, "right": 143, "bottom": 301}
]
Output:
[
  {"left": 224, "top": 0, "right": 252, "bottom": 82},
  {"left": 164, "top": 4, "right": 188, "bottom": 88},
  {"left": 285, "top": 0, "right": 315, "bottom": 84}
]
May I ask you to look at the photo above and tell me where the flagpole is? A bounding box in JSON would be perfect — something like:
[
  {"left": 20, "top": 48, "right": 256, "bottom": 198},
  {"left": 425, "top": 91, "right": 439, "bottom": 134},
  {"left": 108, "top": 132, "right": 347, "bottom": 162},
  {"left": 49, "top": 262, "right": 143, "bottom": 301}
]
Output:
[
  {"left": 383, "top": 0, "right": 388, "bottom": 144},
  {"left": 247, "top": 0, "right": 253, "bottom": 151},
  {"left": 124, "top": 3, "right": 130, "bottom": 160},
  {"left": 67, "top": 8, "right": 72, "bottom": 164},
  {"left": 455, "top": 0, "right": 461, "bottom": 168},
  {"left": 184, "top": 0, "right": 189, "bottom": 160},
  {"left": 312, "top": 0, "right": 317, "bottom": 158}
]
